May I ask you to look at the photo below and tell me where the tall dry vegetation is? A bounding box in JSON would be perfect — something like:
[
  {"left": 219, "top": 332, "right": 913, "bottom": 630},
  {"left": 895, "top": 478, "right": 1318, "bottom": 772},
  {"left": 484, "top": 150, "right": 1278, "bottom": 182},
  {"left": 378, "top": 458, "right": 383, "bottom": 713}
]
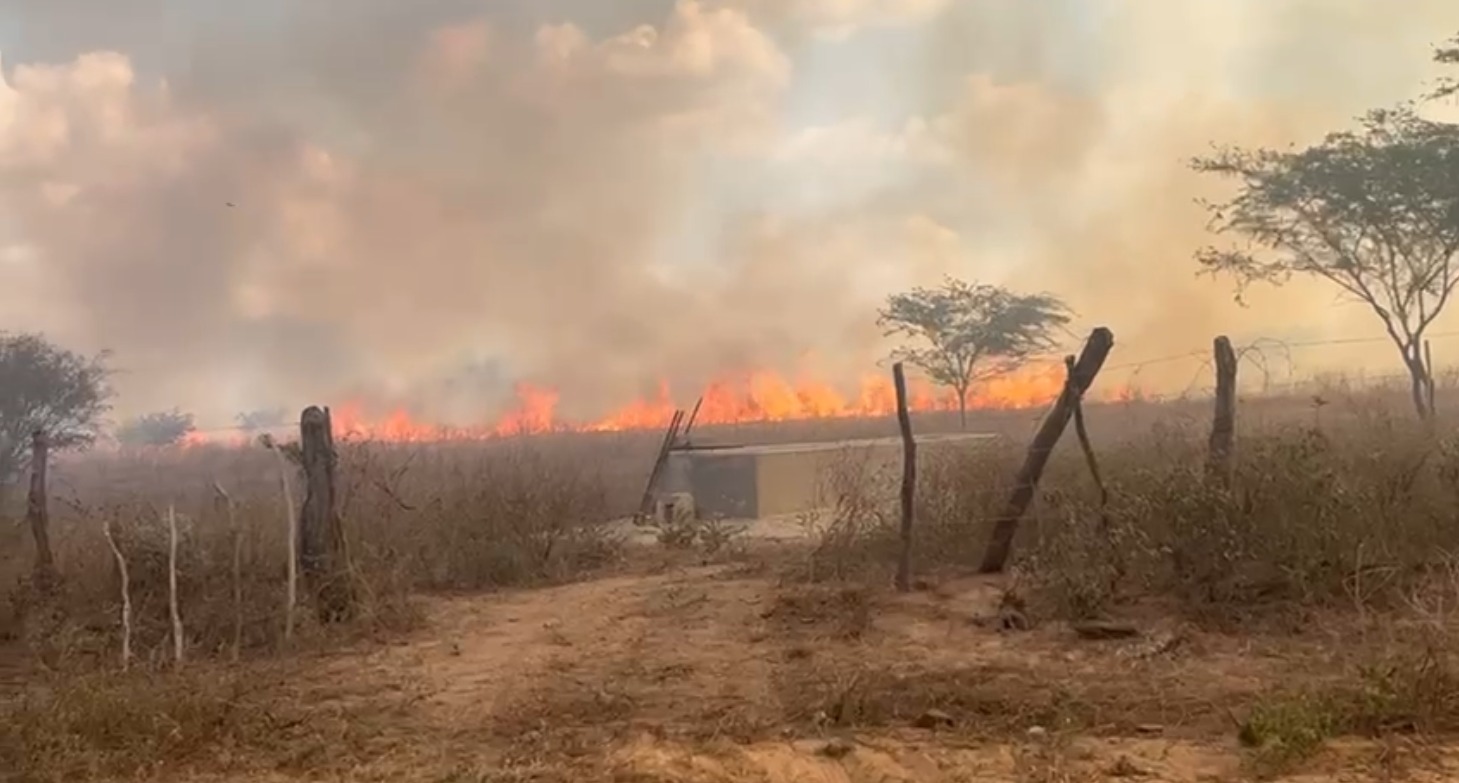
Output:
[
  {"left": 802, "top": 380, "right": 1459, "bottom": 624},
  {"left": 0, "top": 432, "right": 653, "bottom": 669}
]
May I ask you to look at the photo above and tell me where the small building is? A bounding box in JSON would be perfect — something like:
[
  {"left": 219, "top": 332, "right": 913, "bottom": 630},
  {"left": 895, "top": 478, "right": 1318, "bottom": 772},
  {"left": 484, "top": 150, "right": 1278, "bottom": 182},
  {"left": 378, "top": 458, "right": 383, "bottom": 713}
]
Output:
[{"left": 653, "top": 432, "right": 998, "bottom": 521}]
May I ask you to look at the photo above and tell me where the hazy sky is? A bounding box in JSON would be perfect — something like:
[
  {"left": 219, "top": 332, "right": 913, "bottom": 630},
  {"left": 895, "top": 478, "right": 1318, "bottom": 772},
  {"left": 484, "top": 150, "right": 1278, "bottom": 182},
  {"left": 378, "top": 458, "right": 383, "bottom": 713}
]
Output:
[{"left": 1, "top": 0, "right": 1458, "bottom": 425}]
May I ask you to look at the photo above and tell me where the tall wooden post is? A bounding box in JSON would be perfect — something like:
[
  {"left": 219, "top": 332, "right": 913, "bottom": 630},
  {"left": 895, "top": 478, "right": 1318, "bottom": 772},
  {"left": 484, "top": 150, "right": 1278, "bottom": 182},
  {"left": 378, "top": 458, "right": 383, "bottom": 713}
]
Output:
[
  {"left": 979, "top": 328, "right": 1115, "bottom": 574},
  {"left": 893, "top": 362, "right": 917, "bottom": 593},
  {"left": 299, "top": 406, "right": 352, "bottom": 623},
  {"left": 26, "top": 430, "right": 56, "bottom": 593},
  {"left": 1206, "top": 336, "right": 1238, "bottom": 487}
]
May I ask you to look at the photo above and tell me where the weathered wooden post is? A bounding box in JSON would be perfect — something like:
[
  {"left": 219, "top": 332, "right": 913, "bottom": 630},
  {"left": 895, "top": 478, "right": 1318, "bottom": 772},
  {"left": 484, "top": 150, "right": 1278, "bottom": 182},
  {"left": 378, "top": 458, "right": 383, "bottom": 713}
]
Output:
[
  {"left": 299, "top": 406, "right": 353, "bottom": 623},
  {"left": 979, "top": 327, "right": 1115, "bottom": 574},
  {"left": 1206, "top": 336, "right": 1238, "bottom": 487},
  {"left": 26, "top": 430, "right": 56, "bottom": 593},
  {"left": 893, "top": 362, "right": 917, "bottom": 593}
]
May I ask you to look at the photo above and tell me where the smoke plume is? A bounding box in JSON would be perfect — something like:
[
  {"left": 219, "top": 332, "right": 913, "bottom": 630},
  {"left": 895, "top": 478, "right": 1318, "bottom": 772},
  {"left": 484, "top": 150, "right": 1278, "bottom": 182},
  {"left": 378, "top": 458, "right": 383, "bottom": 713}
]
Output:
[{"left": 0, "top": 0, "right": 1457, "bottom": 425}]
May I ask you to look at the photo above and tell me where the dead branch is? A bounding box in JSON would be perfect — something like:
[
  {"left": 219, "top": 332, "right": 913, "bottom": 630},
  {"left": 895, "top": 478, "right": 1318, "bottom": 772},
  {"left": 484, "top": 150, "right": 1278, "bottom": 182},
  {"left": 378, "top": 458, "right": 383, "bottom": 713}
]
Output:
[{"left": 1066, "top": 355, "right": 1109, "bottom": 512}]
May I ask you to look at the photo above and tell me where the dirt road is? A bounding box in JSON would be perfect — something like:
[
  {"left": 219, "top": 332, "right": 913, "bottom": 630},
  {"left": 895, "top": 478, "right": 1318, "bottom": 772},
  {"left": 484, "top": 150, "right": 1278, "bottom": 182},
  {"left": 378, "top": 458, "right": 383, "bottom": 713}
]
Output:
[{"left": 224, "top": 548, "right": 1459, "bottom": 782}]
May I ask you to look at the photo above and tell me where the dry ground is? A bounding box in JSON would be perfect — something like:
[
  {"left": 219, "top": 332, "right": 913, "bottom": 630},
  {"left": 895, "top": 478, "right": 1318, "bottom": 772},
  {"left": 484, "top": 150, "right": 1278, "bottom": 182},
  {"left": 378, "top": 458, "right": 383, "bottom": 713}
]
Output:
[{"left": 13, "top": 538, "right": 1459, "bottom": 783}]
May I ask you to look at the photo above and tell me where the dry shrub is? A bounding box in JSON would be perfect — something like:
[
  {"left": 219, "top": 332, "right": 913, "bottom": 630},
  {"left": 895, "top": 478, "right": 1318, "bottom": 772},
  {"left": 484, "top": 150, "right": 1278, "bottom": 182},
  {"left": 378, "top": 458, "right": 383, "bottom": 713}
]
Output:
[
  {"left": 770, "top": 385, "right": 1459, "bottom": 628},
  {"left": 0, "top": 663, "right": 432, "bottom": 783},
  {"left": 0, "top": 669, "right": 282, "bottom": 782},
  {"left": 361, "top": 440, "right": 624, "bottom": 590},
  {"left": 1, "top": 435, "right": 627, "bottom": 668},
  {"left": 1238, "top": 634, "right": 1459, "bottom": 777},
  {"left": 1023, "top": 412, "right": 1459, "bottom": 622},
  {"left": 791, "top": 443, "right": 1014, "bottom": 584}
]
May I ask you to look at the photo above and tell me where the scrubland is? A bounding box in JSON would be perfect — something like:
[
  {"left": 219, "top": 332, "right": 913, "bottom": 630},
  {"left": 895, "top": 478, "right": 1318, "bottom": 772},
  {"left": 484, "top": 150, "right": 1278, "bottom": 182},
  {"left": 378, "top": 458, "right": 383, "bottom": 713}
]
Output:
[{"left": 5, "top": 378, "right": 1459, "bottom": 781}]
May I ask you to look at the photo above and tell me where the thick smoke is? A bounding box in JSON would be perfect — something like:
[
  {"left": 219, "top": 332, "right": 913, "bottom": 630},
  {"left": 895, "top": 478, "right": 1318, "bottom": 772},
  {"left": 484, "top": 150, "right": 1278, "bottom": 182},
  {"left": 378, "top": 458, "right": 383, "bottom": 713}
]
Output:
[{"left": 0, "top": 0, "right": 1457, "bottom": 425}]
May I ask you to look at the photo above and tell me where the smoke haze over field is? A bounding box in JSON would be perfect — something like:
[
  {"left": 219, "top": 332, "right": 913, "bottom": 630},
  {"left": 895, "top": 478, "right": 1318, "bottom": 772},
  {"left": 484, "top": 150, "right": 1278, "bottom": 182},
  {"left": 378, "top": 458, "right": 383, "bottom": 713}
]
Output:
[{"left": 2, "top": 0, "right": 1459, "bottom": 425}]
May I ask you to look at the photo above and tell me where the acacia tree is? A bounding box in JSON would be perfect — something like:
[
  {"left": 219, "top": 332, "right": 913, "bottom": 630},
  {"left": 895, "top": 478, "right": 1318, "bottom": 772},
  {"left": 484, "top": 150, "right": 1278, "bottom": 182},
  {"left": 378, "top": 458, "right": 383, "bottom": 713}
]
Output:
[
  {"left": 236, "top": 407, "right": 288, "bottom": 434},
  {"left": 116, "top": 409, "right": 196, "bottom": 447},
  {"left": 877, "top": 277, "right": 1071, "bottom": 427},
  {"left": 0, "top": 333, "right": 112, "bottom": 484},
  {"left": 1193, "top": 105, "right": 1459, "bottom": 420}
]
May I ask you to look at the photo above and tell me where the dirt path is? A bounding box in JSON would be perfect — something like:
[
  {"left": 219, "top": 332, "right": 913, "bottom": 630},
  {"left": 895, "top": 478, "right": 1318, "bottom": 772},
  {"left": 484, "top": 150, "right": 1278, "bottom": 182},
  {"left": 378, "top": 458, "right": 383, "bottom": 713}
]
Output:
[{"left": 245, "top": 556, "right": 1459, "bottom": 782}]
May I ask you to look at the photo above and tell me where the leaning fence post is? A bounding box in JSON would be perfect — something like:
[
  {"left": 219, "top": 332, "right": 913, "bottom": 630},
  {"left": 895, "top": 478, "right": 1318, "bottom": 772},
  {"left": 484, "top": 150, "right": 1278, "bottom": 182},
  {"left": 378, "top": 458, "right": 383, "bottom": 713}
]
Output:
[{"left": 979, "top": 328, "right": 1115, "bottom": 574}]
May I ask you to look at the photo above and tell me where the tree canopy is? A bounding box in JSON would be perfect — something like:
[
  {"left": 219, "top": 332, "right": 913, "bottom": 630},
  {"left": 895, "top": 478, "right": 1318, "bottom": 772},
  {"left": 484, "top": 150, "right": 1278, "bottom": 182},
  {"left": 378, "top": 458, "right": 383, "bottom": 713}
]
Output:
[
  {"left": 878, "top": 277, "right": 1071, "bottom": 426},
  {"left": 1432, "top": 34, "right": 1459, "bottom": 101},
  {"left": 116, "top": 409, "right": 197, "bottom": 447},
  {"left": 0, "top": 332, "right": 112, "bottom": 482},
  {"left": 236, "top": 407, "right": 289, "bottom": 434},
  {"left": 1192, "top": 105, "right": 1459, "bottom": 418}
]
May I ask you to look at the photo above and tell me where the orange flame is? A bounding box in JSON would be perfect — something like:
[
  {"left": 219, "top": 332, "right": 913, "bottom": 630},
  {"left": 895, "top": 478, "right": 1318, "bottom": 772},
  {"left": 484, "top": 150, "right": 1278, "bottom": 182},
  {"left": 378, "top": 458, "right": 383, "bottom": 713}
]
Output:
[{"left": 307, "top": 364, "right": 1069, "bottom": 443}]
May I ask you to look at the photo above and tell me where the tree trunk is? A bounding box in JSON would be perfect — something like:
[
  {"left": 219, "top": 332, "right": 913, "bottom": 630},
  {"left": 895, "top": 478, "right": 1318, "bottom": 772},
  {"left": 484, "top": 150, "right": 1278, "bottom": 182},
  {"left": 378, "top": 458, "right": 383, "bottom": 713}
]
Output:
[
  {"left": 956, "top": 387, "right": 968, "bottom": 431},
  {"left": 26, "top": 431, "right": 56, "bottom": 594},
  {"left": 1404, "top": 342, "right": 1432, "bottom": 421}
]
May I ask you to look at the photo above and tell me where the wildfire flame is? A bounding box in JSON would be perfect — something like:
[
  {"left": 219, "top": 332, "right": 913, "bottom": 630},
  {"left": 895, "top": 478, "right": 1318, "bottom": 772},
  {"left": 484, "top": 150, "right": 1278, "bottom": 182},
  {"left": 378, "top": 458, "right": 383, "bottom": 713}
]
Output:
[
  {"left": 177, "top": 364, "right": 1077, "bottom": 446},
  {"left": 325, "top": 364, "right": 1067, "bottom": 442}
]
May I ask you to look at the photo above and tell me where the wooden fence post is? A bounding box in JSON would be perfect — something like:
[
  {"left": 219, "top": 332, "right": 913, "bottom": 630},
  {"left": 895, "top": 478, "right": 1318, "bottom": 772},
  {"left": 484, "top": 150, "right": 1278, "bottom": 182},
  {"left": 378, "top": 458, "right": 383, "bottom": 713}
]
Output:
[
  {"left": 299, "top": 406, "right": 352, "bottom": 623},
  {"left": 979, "top": 327, "right": 1115, "bottom": 574},
  {"left": 892, "top": 362, "right": 917, "bottom": 593},
  {"left": 1206, "top": 336, "right": 1238, "bottom": 487},
  {"left": 26, "top": 430, "right": 57, "bottom": 593}
]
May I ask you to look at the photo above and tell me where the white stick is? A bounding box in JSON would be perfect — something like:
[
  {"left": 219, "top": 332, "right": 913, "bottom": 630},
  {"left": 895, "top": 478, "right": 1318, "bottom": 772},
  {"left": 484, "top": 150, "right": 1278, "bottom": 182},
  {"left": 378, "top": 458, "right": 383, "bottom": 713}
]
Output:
[
  {"left": 167, "top": 504, "right": 184, "bottom": 666},
  {"left": 100, "top": 516, "right": 132, "bottom": 672},
  {"left": 268, "top": 446, "right": 298, "bottom": 644}
]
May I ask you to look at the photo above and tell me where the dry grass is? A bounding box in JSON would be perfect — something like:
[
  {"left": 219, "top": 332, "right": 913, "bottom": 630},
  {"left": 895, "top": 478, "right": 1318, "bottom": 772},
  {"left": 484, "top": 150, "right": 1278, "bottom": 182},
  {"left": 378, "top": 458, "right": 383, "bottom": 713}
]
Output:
[
  {"left": 8, "top": 378, "right": 1459, "bottom": 780},
  {"left": 0, "top": 435, "right": 641, "bottom": 669}
]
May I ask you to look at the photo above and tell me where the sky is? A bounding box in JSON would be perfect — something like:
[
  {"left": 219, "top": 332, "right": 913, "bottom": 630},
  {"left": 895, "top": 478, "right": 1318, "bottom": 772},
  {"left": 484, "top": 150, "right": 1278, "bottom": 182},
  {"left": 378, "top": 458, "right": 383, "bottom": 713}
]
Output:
[{"left": 1, "top": 0, "right": 1458, "bottom": 426}]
